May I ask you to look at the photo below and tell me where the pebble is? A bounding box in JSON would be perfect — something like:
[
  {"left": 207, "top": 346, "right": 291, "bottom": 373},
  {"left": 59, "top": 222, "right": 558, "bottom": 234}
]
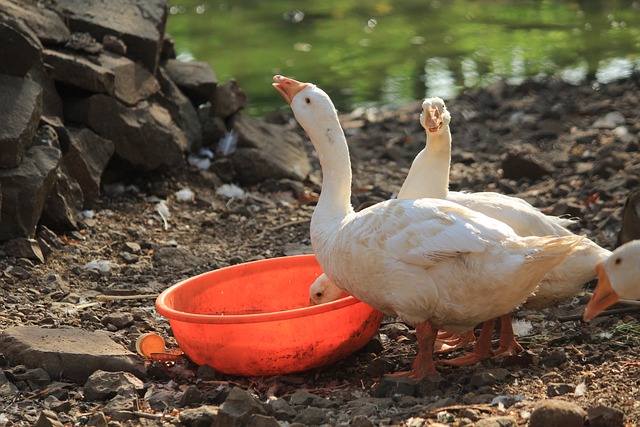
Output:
[
  {"left": 475, "top": 416, "right": 518, "bottom": 427},
  {"left": 541, "top": 350, "right": 567, "bottom": 367},
  {"left": 292, "top": 406, "right": 328, "bottom": 425},
  {"left": 546, "top": 382, "right": 574, "bottom": 397}
]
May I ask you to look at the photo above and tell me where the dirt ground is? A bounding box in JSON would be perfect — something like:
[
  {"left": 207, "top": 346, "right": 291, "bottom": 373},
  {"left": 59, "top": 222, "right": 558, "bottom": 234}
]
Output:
[{"left": 1, "top": 74, "right": 639, "bottom": 426}]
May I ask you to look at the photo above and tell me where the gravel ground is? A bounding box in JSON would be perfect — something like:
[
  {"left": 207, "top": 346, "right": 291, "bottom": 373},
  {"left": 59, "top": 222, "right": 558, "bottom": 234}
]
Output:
[{"left": 1, "top": 74, "right": 639, "bottom": 426}]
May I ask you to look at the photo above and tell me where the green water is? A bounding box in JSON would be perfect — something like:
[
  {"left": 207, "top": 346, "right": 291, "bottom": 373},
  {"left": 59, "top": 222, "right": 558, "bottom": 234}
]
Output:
[{"left": 166, "top": 0, "right": 640, "bottom": 116}]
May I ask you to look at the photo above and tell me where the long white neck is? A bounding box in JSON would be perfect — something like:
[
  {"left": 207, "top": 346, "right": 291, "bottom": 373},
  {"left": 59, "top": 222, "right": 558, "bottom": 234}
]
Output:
[
  {"left": 398, "top": 126, "right": 452, "bottom": 200},
  {"left": 303, "top": 114, "right": 354, "bottom": 219}
]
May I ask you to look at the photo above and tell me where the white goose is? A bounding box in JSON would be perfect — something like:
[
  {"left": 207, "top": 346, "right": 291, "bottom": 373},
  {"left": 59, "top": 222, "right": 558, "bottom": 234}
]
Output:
[
  {"left": 313, "top": 97, "right": 612, "bottom": 364},
  {"left": 584, "top": 239, "right": 640, "bottom": 321},
  {"left": 274, "top": 75, "right": 584, "bottom": 378}
]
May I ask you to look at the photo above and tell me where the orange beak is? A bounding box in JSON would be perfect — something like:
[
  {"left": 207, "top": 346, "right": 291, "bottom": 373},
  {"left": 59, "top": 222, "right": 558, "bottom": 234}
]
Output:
[
  {"left": 426, "top": 106, "right": 443, "bottom": 132},
  {"left": 272, "top": 75, "right": 310, "bottom": 104},
  {"left": 583, "top": 262, "right": 620, "bottom": 321}
]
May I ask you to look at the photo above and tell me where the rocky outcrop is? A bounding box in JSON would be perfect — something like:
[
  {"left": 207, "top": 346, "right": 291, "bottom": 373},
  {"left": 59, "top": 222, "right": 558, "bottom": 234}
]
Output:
[
  {"left": 0, "top": 0, "right": 311, "bottom": 247},
  {"left": 0, "top": 75, "right": 43, "bottom": 168}
]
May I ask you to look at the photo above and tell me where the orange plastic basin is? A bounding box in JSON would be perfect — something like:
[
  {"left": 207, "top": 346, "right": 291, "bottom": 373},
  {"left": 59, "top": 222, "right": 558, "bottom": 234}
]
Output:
[{"left": 156, "top": 254, "right": 383, "bottom": 376}]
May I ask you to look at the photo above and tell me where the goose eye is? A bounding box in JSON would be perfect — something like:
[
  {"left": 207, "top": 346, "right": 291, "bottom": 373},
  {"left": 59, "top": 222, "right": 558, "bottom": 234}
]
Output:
[
  {"left": 305, "top": 97, "right": 311, "bottom": 104},
  {"left": 316, "top": 292, "right": 322, "bottom": 297},
  {"left": 614, "top": 257, "right": 622, "bottom": 265}
]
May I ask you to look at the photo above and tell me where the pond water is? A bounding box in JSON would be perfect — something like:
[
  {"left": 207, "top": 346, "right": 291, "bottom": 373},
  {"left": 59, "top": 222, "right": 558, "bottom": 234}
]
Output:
[{"left": 166, "top": 0, "right": 640, "bottom": 116}]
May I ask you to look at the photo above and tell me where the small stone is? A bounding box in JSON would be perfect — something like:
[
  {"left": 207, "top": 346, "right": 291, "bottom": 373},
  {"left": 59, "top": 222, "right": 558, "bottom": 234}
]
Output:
[
  {"left": 196, "top": 364, "right": 218, "bottom": 381},
  {"left": 380, "top": 323, "right": 412, "bottom": 340},
  {"left": 123, "top": 242, "right": 141, "bottom": 254},
  {"left": 292, "top": 407, "right": 328, "bottom": 425},
  {"left": 119, "top": 251, "right": 139, "bottom": 264},
  {"left": 352, "top": 414, "right": 375, "bottom": 427},
  {"left": 12, "top": 367, "right": 51, "bottom": 389},
  {"left": 34, "top": 410, "right": 64, "bottom": 427},
  {"left": 268, "top": 398, "right": 297, "bottom": 422},
  {"left": 179, "top": 405, "right": 219, "bottom": 427},
  {"left": 215, "top": 387, "right": 267, "bottom": 426},
  {"left": 469, "top": 371, "right": 497, "bottom": 388},
  {"left": 247, "top": 414, "right": 280, "bottom": 427},
  {"left": 365, "top": 356, "right": 395, "bottom": 377},
  {"left": 547, "top": 383, "right": 574, "bottom": 397},
  {"left": 85, "top": 412, "right": 108, "bottom": 427},
  {"left": 83, "top": 370, "right": 145, "bottom": 401},
  {"left": 179, "top": 385, "right": 204, "bottom": 407},
  {"left": 101, "top": 313, "right": 134, "bottom": 330},
  {"left": 416, "top": 376, "right": 449, "bottom": 397},
  {"left": 541, "top": 350, "right": 567, "bottom": 368},
  {"left": 501, "top": 147, "right": 554, "bottom": 181},
  {"left": 475, "top": 416, "right": 517, "bottom": 427},
  {"left": 373, "top": 376, "right": 417, "bottom": 398},
  {"left": 529, "top": 399, "right": 586, "bottom": 427}
]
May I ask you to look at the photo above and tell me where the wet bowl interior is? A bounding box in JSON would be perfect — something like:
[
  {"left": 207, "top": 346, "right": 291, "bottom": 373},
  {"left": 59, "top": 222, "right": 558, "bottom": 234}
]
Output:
[{"left": 156, "top": 254, "right": 383, "bottom": 376}]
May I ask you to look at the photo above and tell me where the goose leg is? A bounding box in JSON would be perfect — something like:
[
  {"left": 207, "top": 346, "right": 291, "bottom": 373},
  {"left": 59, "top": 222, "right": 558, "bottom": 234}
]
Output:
[
  {"left": 441, "top": 318, "right": 495, "bottom": 366},
  {"left": 493, "top": 314, "right": 523, "bottom": 356},
  {"left": 434, "top": 330, "right": 477, "bottom": 353},
  {"left": 391, "top": 321, "right": 439, "bottom": 378}
]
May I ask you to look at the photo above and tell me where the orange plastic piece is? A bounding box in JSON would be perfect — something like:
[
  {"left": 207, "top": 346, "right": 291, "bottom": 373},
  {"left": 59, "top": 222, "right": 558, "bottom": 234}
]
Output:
[
  {"left": 136, "top": 333, "right": 166, "bottom": 358},
  {"left": 156, "top": 254, "right": 383, "bottom": 376}
]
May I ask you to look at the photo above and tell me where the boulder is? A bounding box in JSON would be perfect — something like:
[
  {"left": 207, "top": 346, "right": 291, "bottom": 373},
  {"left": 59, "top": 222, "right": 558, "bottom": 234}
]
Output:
[
  {"left": 0, "top": 0, "right": 70, "bottom": 45},
  {"left": 26, "top": 64, "right": 64, "bottom": 118},
  {"left": 42, "top": 49, "right": 116, "bottom": 94},
  {"left": 0, "top": 145, "right": 61, "bottom": 240},
  {"left": 63, "top": 127, "right": 115, "bottom": 200},
  {"left": 0, "top": 18, "right": 42, "bottom": 77},
  {"left": 230, "top": 114, "right": 311, "bottom": 185},
  {"left": 54, "top": 0, "right": 168, "bottom": 72},
  {"left": 98, "top": 52, "right": 160, "bottom": 105},
  {"left": 65, "top": 94, "right": 187, "bottom": 170},
  {"left": 163, "top": 58, "right": 217, "bottom": 105},
  {"left": 211, "top": 79, "right": 247, "bottom": 119},
  {"left": 0, "top": 75, "right": 43, "bottom": 168},
  {"left": 1, "top": 237, "right": 44, "bottom": 263},
  {"left": 155, "top": 66, "right": 202, "bottom": 150},
  {"left": 40, "top": 167, "right": 83, "bottom": 231},
  {"left": 0, "top": 326, "right": 146, "bottom": 383}
]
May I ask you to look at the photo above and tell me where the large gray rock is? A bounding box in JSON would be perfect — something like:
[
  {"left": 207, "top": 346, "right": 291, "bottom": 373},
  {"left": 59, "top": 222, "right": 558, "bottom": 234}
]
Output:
[
  {"left": 155, "top": 66, "right": 202, "bottom": 151},
  {"left": 0, "top": 145, "right": 60, "bottom": 241},
  {"left": 65, "top": 94, "right": 187, "bottom": 170},
  {"left": 163, "top": 59, "right": 217, "bottom": 105},
  {"left": 26, "top": 64, "right": 64, "bottom": 118},
  {"left": 40, "top": 167, "right": 83, "bottom": 231},
  {"left": 43, "top": 49, "right": 116, "bottom": 94},
  {"left": 0, "top": 18, "right": 42, "bottom": 77},
  {"left": 231, "top": 114, "right": 311, "bottom": 185},
  {"left": 98, "top": 52, "right": 160, "bottom": 105},
  {"left": 0, "top": 0, "right": 70, "bottom": 45},
  {"left": 0, "top": 326, "right": 146, "bottom": 383},
  {"left": 0, "top": 75, "right": 43, "bottom": 169},
  {"left": 63, "top": 126, "right": 115, "bottom": 200},
  {"left": 54, "top": 0, "right": 168, "bottom": 72}
]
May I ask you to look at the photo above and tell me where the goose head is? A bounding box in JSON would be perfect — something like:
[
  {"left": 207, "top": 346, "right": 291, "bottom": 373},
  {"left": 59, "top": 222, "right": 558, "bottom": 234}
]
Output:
[
  {"left": 420, "top": 97, "right": 451, "bottom": 133},
  {"left": 584, "top": 239, "right": 640, "bottom": 321},
  {"left": 309, "top": 274, "right": 348, "bottom": 305},
  {"left": 273, "top": 75, "right": 339, "bottom": 132}
]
